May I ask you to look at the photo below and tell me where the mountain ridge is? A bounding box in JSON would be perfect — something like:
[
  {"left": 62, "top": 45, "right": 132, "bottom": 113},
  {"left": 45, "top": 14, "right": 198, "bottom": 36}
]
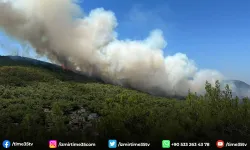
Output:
[{"left": 1, "top": 55, "right": 249, "bottom": 99}]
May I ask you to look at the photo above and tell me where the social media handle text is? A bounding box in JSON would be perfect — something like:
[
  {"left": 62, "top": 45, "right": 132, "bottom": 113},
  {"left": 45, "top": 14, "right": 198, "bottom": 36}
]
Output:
[
  {"left": 58, "top": 142, "right": 96, "bottom": 147},
  {"left": 12, "top": 141, "right": 34, "bottom": 147},
  {"left": 225, "top": 142, "right": 247, "bottom": 147},
  {"left": 117, "top": 142, "right": 150, "bottom": 147}
]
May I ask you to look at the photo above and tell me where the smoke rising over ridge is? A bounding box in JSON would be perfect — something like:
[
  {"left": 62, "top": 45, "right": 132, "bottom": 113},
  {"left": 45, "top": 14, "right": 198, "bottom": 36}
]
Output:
[{"left": 0, "top": 0, "right": 224, "bottom": 96}]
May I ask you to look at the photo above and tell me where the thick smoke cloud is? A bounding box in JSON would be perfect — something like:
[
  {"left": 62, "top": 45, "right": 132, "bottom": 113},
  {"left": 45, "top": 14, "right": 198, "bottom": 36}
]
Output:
[{"left": 0, "top": 0, "right": 224, "bottom": 96}]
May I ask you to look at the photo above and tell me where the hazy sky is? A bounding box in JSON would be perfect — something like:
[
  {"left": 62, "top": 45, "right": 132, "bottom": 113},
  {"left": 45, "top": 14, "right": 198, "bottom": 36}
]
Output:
[{"left": 0, "top": 0, "right": 249, "bottom": 83}]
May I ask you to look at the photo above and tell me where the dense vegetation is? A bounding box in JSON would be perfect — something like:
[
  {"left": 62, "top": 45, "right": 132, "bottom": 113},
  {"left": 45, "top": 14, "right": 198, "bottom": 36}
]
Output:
[{"left": 0, "top": 58, "right": 250, "bottom": 148}]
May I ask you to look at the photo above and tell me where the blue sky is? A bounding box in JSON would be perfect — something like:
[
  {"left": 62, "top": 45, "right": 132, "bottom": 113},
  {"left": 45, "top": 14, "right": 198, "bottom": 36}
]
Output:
[{"left": 0, "top": 0, "right": 249, "bottom": 83}]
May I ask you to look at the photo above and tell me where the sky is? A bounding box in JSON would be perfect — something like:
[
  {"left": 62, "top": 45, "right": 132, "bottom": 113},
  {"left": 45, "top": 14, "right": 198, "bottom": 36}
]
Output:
[{"left": 0, "top": 0, "right": 249, "bottom": 83}]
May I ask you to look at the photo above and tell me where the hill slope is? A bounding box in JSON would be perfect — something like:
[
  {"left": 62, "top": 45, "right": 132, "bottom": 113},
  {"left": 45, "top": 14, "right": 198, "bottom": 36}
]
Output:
[
  {"left": 0, "top": 56, "right": 104, "bottom": 83},
  {"left": 2, "top": 56, "right": 250, "bottom": 99},
  {"left": 0, "top": 56, "right": 250, "bottom": 149},
  {"left": 221, "top": 80, "right": 250, "bottom": 99}
]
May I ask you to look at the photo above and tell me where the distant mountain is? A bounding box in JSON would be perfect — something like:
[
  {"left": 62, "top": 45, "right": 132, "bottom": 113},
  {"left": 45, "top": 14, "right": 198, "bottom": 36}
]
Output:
[{"left": 221, "top": 80, "right": 250, "bottom": 99}]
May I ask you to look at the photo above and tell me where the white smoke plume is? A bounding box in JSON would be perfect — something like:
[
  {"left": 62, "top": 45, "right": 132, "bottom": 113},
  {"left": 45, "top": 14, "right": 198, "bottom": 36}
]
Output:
[{"left": 0, "top": 0, "right": 224, "bottom": 96}]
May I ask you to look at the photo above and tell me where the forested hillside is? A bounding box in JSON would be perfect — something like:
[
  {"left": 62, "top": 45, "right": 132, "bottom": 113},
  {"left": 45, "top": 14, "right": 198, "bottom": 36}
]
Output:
[{"left": 0, "top": 56, "right": 250, "bottom": 149}]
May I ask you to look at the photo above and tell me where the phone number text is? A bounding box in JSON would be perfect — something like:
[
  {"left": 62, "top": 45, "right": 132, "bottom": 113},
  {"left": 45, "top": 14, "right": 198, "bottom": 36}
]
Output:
[{"left": 171, "top": 142, "right": 210, "bottom": 147}]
